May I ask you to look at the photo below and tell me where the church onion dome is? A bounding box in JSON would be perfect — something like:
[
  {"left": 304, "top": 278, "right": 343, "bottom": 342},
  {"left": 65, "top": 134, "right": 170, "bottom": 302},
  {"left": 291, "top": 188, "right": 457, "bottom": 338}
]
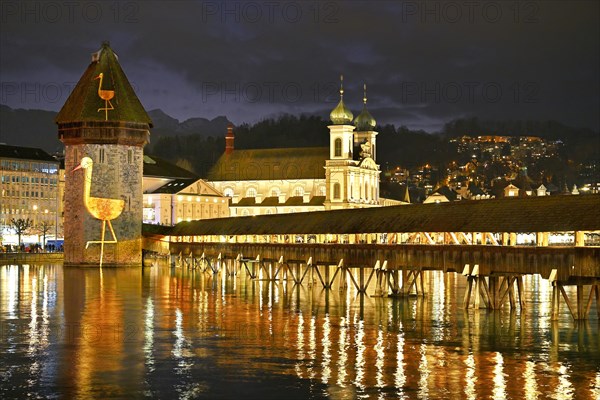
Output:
[
  {"left": 330, "top": 75, "right": 354, "bottom": 125},
  {"left": 354, "top": 84, "right": 376, "bottom": 131}
]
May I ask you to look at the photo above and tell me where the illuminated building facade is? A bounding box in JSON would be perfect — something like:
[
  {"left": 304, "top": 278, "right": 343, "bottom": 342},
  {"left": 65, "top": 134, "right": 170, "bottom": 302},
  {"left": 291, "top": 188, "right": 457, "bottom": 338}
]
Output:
[
  {"left": 142, "top": 155, "right": 229, "bottom": 225},
  {"left": 207, "top": 81, "right": 403, "bottom": 216},
  {"left": 0, "top": 144, "right": 62, "bottom": 246}
]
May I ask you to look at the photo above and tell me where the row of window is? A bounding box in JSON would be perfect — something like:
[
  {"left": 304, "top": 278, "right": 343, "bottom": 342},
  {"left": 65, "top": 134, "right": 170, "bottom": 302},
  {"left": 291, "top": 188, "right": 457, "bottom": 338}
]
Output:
[
  {"left": 331, "top": 181, "right": 378, "bottom": 201},
  {"left": 1, "top": 208, "right": 56, "bottom": 215},
  {"left": 224, "top": 186, "right": 327, "bottom": 199},
  {"left": 1, "top": 189, "right": 55, "bottom": 198},
  {"left": 1, "top": 160, "right": 59, "bottom": 173},
  {"left": 1, "top": 175, "right": 58, "bottom": 185}
]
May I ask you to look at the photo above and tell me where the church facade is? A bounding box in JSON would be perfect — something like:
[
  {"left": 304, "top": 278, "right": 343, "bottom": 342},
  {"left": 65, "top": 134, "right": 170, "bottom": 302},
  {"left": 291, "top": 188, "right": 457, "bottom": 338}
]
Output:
[{"left": 207, "top": 79, "right": 402, "bottom": 216}]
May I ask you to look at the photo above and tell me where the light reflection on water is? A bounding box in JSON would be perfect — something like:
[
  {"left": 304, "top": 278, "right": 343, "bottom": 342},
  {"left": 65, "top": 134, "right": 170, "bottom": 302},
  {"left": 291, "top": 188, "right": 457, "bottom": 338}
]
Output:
[{"left": 0, "top": 264, "right": 599, "bottom": 399}]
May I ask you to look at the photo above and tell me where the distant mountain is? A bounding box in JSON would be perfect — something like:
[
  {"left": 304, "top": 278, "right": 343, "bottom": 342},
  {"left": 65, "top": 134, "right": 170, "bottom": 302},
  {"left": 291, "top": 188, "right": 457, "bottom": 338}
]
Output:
[
  {"left": 0, "top": 104, "right": 231, "bottom": 153},
  {"left": 147, "top": 109, "right": 230, "bottom": 143},
  {"left": 0, "top": 105, "right": 63, "bottom": 154}
]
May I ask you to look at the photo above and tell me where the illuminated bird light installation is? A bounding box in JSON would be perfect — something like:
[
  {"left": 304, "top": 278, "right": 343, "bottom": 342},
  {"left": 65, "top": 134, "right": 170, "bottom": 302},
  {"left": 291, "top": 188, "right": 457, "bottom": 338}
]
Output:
[
  {"left": 94, "top": 72, "right": 115, "bottom": 120},
  {"left": 73, "top": 157, "right": 125, "bottom": 266}
]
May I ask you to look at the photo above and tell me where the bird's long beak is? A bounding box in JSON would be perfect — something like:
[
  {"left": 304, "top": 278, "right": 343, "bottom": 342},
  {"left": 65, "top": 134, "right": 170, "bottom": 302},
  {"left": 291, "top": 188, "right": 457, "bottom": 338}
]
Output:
[
  {"left": 93, "top": 74, "right": 101, "bottom": 80},
  {"left": 72, "top": 164, "right": 83, "bottom": 172}
]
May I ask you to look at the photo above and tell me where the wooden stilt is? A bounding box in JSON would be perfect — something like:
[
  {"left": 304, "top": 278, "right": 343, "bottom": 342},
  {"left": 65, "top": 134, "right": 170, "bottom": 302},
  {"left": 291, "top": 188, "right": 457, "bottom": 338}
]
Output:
[
  {"left": 559, "top": 284, "right": 577, "bottom": 320},
  {"left": 551, "top": 282, "right": 559, "bottom": 320},
  {"left": 516, "top": 276, "right": 526, "bottom": 309},
  {"left": 577, "top": 284, "right": 584, "bottom": 320},
  {"left": 584, "top": 283, "right": 597, "bottom": 319},
  {"left": 595, "top": 284, "right": 600, "bottom": 319}
]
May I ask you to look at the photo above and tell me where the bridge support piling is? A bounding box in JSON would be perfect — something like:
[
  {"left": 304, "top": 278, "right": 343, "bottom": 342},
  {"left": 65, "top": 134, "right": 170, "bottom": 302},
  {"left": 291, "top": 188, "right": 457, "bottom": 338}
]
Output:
[
  {"left": 372, "top": 261, "right": 387, "bottom": 297},
  {"left": 550, "top": 269, "right": 599, "bottom": 320},
  {"left": 387, "top": 269, "right": 400, "bottom": 296},
  {"left": 337, "top": 259, "right": 346, "bottom": 292}
]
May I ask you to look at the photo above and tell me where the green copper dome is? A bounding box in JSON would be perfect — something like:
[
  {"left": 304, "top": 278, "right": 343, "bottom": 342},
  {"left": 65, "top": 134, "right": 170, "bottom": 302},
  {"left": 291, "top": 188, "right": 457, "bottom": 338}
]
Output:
[
  {"left": 354, "top": 83, "right": 376, "bottom": 131},
  {"left": 330, "top": 98, "right": 354, "bottom": 125},
  {"left": 354, "top": 106, "right": 376, "bottom": 131},
  {"left": 330, "top": 75, "right": 354, "bottom": 125}
]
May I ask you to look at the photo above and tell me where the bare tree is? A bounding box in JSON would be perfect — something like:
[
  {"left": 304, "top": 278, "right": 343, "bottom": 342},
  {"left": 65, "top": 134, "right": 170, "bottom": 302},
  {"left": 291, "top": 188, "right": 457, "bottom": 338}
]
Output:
[
  {"left": 38, "top": 221, "right": 54, "bottom": 250},
  {"left": 10, "top": 218, "right": 33, "bottom": 249}
]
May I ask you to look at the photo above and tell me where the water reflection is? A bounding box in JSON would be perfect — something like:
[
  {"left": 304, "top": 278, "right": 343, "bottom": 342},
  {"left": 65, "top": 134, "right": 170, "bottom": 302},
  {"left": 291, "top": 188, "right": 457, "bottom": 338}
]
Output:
[{"left": 1, "top": 265, "right": 599, "bottom": 399}]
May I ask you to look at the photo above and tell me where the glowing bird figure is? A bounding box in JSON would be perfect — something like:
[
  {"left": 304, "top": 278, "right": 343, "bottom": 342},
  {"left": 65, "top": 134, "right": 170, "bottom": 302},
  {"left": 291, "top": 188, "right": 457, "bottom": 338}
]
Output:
[
  {"left": 94, "top": 72, "right": 115, "bottom": 120},
  {"left": 73, "top": 157, "right": 124, "bottom": 266}
]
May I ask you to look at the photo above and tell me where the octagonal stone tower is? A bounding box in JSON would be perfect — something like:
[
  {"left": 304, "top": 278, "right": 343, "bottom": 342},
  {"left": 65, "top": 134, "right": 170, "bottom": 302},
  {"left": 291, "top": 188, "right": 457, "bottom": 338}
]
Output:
[{"left": 56, "top": 42, "right": 152, "bottom": 266}]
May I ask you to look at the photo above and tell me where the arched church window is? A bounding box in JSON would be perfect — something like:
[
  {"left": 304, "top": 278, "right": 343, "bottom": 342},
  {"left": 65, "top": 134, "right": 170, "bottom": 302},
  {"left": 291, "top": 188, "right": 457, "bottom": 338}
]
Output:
[
  {"left": 294, "top": 186, "right": 304, "bottom": 197},
  {"left": 271, "top": 187, "right": 280, "bottom": 197},
  {"left": 246, "top": 187, "right": 257, "bottom": 198},
  {"left": 334, "top": 138, "right": 342, "bottom": 157},
  {"left": 333, "top": 183, "right": 341, "bottom": 199},
  {"left": 224, "top": 187, "right": 234, "bottom": 197},
  {"left": 318, "top": 186, "right": 326, "bottom": 196},
  {"left": 365, "top": 182, "right": 370, "bottom": 200}
]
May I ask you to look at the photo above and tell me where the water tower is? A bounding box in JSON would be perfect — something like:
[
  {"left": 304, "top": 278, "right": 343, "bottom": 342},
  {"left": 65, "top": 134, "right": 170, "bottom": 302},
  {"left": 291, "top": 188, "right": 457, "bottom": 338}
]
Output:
[{"left": 56, "top": 42, "right": 152, "bottom": 266}]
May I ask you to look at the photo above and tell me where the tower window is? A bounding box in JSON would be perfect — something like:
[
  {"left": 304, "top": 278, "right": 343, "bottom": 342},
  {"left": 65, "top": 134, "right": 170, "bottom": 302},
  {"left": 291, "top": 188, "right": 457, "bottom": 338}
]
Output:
[
  {"left": 127, "top": 149, "right": 133, "bottom": 164},
  {"left": 334, "top": 138, "right": 342, "bottom": 157},
  {"left": 333, "top": 183, "right": 341, "bottom": 200},
  {"left": 99, "top": 148, "right": 105, "bottom": 163}
]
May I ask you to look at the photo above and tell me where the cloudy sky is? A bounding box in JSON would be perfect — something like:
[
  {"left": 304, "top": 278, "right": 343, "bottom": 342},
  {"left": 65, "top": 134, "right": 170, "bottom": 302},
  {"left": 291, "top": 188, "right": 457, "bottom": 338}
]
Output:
[{"left": 1, "top": 0, "right": 598, "bottom": 132}]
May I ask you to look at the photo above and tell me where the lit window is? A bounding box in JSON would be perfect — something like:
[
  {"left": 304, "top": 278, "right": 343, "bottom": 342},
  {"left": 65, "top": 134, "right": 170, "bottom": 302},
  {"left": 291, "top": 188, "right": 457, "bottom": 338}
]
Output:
[
  {"left": 333, "top": 183, "right": 341, "bottom": 199},
  {"left": 246, "top": 187, "right": 257, "bottom": 198},
  {"left": 224, "top": 188, "right": 234, "bottom": 197},
  {"left": 334, "top": 138, "right": 342, "bottom": 157},
  {"left": 294, "top": 186, "right": 304, "bottom": 197}
]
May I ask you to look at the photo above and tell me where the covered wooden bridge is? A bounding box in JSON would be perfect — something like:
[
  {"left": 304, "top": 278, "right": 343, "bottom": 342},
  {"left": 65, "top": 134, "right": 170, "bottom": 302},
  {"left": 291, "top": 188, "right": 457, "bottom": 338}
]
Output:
[{"left": 143, "top": 194, "right": 600, "bottom": 320}]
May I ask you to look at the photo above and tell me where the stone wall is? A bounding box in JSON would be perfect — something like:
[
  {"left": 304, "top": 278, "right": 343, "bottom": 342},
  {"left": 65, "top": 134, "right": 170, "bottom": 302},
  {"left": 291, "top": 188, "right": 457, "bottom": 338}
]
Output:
[{"left": 63, "top": 138, "right": 145, "bottom": 266}]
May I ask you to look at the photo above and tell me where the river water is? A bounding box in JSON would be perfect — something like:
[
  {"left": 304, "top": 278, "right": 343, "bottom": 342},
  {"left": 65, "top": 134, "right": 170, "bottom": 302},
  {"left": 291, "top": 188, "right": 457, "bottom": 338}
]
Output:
[{"left": 1, "top": 263, "right": 599, "bottom": 399}]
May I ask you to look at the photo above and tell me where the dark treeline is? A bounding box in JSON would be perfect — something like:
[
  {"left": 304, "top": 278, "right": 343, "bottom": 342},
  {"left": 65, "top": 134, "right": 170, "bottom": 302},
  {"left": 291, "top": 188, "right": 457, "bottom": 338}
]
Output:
[{"left": 149, "top": 114, "right": 598, "bottom": 182}]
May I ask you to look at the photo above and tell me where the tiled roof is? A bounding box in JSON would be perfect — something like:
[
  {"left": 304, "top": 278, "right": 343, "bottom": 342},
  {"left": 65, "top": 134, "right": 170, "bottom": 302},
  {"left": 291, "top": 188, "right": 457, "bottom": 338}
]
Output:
[
  {"left": 0, "top": 144, "right": 58, "bottom": 162},
  {"left": 432, "top": 185, "right": 458, "bottom": 201},
  {"left": 235, "top": 197, "right": 257, "bottom": 206},
  {"left": 56, "top": 42, "right": 152, "bottom": 126},
  {"left": 163, "top": 194, "right": 600, "bottom": 236},
  {"left": 143, "top": 155, "right": 198, "bottom": 179},
  {"left": 206, "top": 147, "right": 329, "bottom": 181},
  {"left": 151, "top": 179, "right": 196, "bottom": 194},
  {"left": 231, "top": 195, "right": 326, "bottom": 207},
  {"left": 260, "top": 196, "right": 280, "bottom": 206}
]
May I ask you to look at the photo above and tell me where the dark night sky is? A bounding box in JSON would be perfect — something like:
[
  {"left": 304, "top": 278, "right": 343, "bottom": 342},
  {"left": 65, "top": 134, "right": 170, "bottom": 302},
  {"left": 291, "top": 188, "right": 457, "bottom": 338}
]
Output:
[{"left": 1, "top": 0, "right": 598, "bottom": 132}]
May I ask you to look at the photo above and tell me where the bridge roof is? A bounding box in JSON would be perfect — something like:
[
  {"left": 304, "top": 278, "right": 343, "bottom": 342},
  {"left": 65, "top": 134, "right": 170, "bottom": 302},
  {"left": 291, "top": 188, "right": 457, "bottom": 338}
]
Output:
[{"left": 156, "top": 194, "right": 600, "bottom": 236}]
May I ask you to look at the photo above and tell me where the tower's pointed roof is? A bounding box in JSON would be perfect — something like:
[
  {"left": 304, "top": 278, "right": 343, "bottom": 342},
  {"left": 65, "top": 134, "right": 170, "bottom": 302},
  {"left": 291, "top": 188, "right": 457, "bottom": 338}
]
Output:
[
  {"left": 329, "top": 75, "right": 353, "bottom": 125},
  {"left": 56, "top": 41, "right": 152, "bottom": 126},
  {"left": 354, "top": 83, "right": 376, "bottom": 131}
]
